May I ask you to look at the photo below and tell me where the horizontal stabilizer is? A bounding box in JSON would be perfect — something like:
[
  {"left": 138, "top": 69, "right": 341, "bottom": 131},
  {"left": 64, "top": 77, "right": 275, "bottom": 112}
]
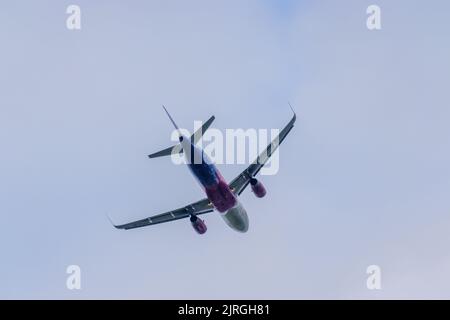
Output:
[
  {"left": 191, "top": 115, "right": 215, "bottom": 144},
  {"left": 148, "top": 144, "right": 182, "bottom": 159},
  {"left": 148, "top": 115, "right": 215, "bottom": 159}
]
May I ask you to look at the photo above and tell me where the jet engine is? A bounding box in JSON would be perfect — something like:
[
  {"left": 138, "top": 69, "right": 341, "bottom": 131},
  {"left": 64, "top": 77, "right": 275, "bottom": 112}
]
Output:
[
  {"left": 250, "top": 178, "right": 266, "bottom": 198},
  {"left": 190, "top": 215, "right": 207, "bottom": 234}
]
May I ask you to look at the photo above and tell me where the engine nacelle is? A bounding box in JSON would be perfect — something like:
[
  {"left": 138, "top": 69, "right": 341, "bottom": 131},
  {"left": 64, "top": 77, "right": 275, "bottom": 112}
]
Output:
[
  {"left": 190, "top": 215, "right": 207, "bottom": 234},
  {"left": 250, "top": 178, "right": 266, "bottom": 198}
]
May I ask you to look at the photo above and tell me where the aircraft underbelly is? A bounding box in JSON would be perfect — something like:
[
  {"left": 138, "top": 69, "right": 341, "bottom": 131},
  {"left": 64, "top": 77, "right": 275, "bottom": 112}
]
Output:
[{"left": 204, "top": 179, "right": 237, "bottom": 213}]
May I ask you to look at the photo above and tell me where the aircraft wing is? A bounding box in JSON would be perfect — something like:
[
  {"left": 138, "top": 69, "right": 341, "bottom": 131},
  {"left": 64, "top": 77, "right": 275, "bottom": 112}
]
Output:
[
  {"left": 111, "top": 198, "right": 214, "bottom": 230},
  {"left": 229, "top": 110, "right": 296, "bottom": 196}
]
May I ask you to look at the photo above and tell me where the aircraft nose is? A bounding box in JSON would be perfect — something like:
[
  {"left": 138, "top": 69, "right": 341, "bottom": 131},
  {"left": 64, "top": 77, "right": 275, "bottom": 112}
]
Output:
[
  {"left": 234, "top": 221, "right": 249, "bottom": 233},
  {"left": 221, "top": 202, "right": 249, "bottom": 233},
  {"left": 230, "top": 210, "right": 249, "bottom": 233}
]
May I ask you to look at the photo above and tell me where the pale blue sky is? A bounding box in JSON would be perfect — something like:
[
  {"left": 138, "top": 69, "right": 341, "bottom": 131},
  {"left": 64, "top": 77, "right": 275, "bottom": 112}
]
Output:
[{"left": 1, "top": 0, "right": 450, "bottom": 299}]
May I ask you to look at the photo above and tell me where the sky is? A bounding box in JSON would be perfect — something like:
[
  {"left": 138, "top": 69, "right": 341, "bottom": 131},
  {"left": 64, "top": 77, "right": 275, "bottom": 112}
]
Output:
[{"left": 0, "top": 0, "right": 450, "bottom": 299}]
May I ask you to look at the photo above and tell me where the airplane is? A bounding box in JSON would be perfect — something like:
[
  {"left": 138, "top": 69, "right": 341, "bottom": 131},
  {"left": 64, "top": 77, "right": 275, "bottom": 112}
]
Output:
[{"left": 110, "top": 106, "right": 296, "bottom": 234}]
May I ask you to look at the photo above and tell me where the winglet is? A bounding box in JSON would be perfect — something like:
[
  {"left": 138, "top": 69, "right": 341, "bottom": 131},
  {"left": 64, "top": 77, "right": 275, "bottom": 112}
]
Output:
[
  {"left": 288, "top": 102, "right": 296, "bottom": 122},
  {"left": 106, "top": 213, "right": 120, "bottom": 229},
  {"left": 288, "top": 102, "right": 295, "bottom": 114}
]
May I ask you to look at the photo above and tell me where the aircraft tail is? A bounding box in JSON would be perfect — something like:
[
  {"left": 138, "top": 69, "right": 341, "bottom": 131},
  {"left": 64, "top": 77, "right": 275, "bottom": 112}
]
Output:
[{"left": 148, "top": 114, "right": 215, "bottom": 159}]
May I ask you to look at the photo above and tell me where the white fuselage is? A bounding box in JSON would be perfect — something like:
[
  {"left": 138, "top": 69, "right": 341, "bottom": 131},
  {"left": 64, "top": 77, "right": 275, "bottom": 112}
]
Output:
[{"left": 179, "top": 135, "right": 249, "bottom": 233}]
